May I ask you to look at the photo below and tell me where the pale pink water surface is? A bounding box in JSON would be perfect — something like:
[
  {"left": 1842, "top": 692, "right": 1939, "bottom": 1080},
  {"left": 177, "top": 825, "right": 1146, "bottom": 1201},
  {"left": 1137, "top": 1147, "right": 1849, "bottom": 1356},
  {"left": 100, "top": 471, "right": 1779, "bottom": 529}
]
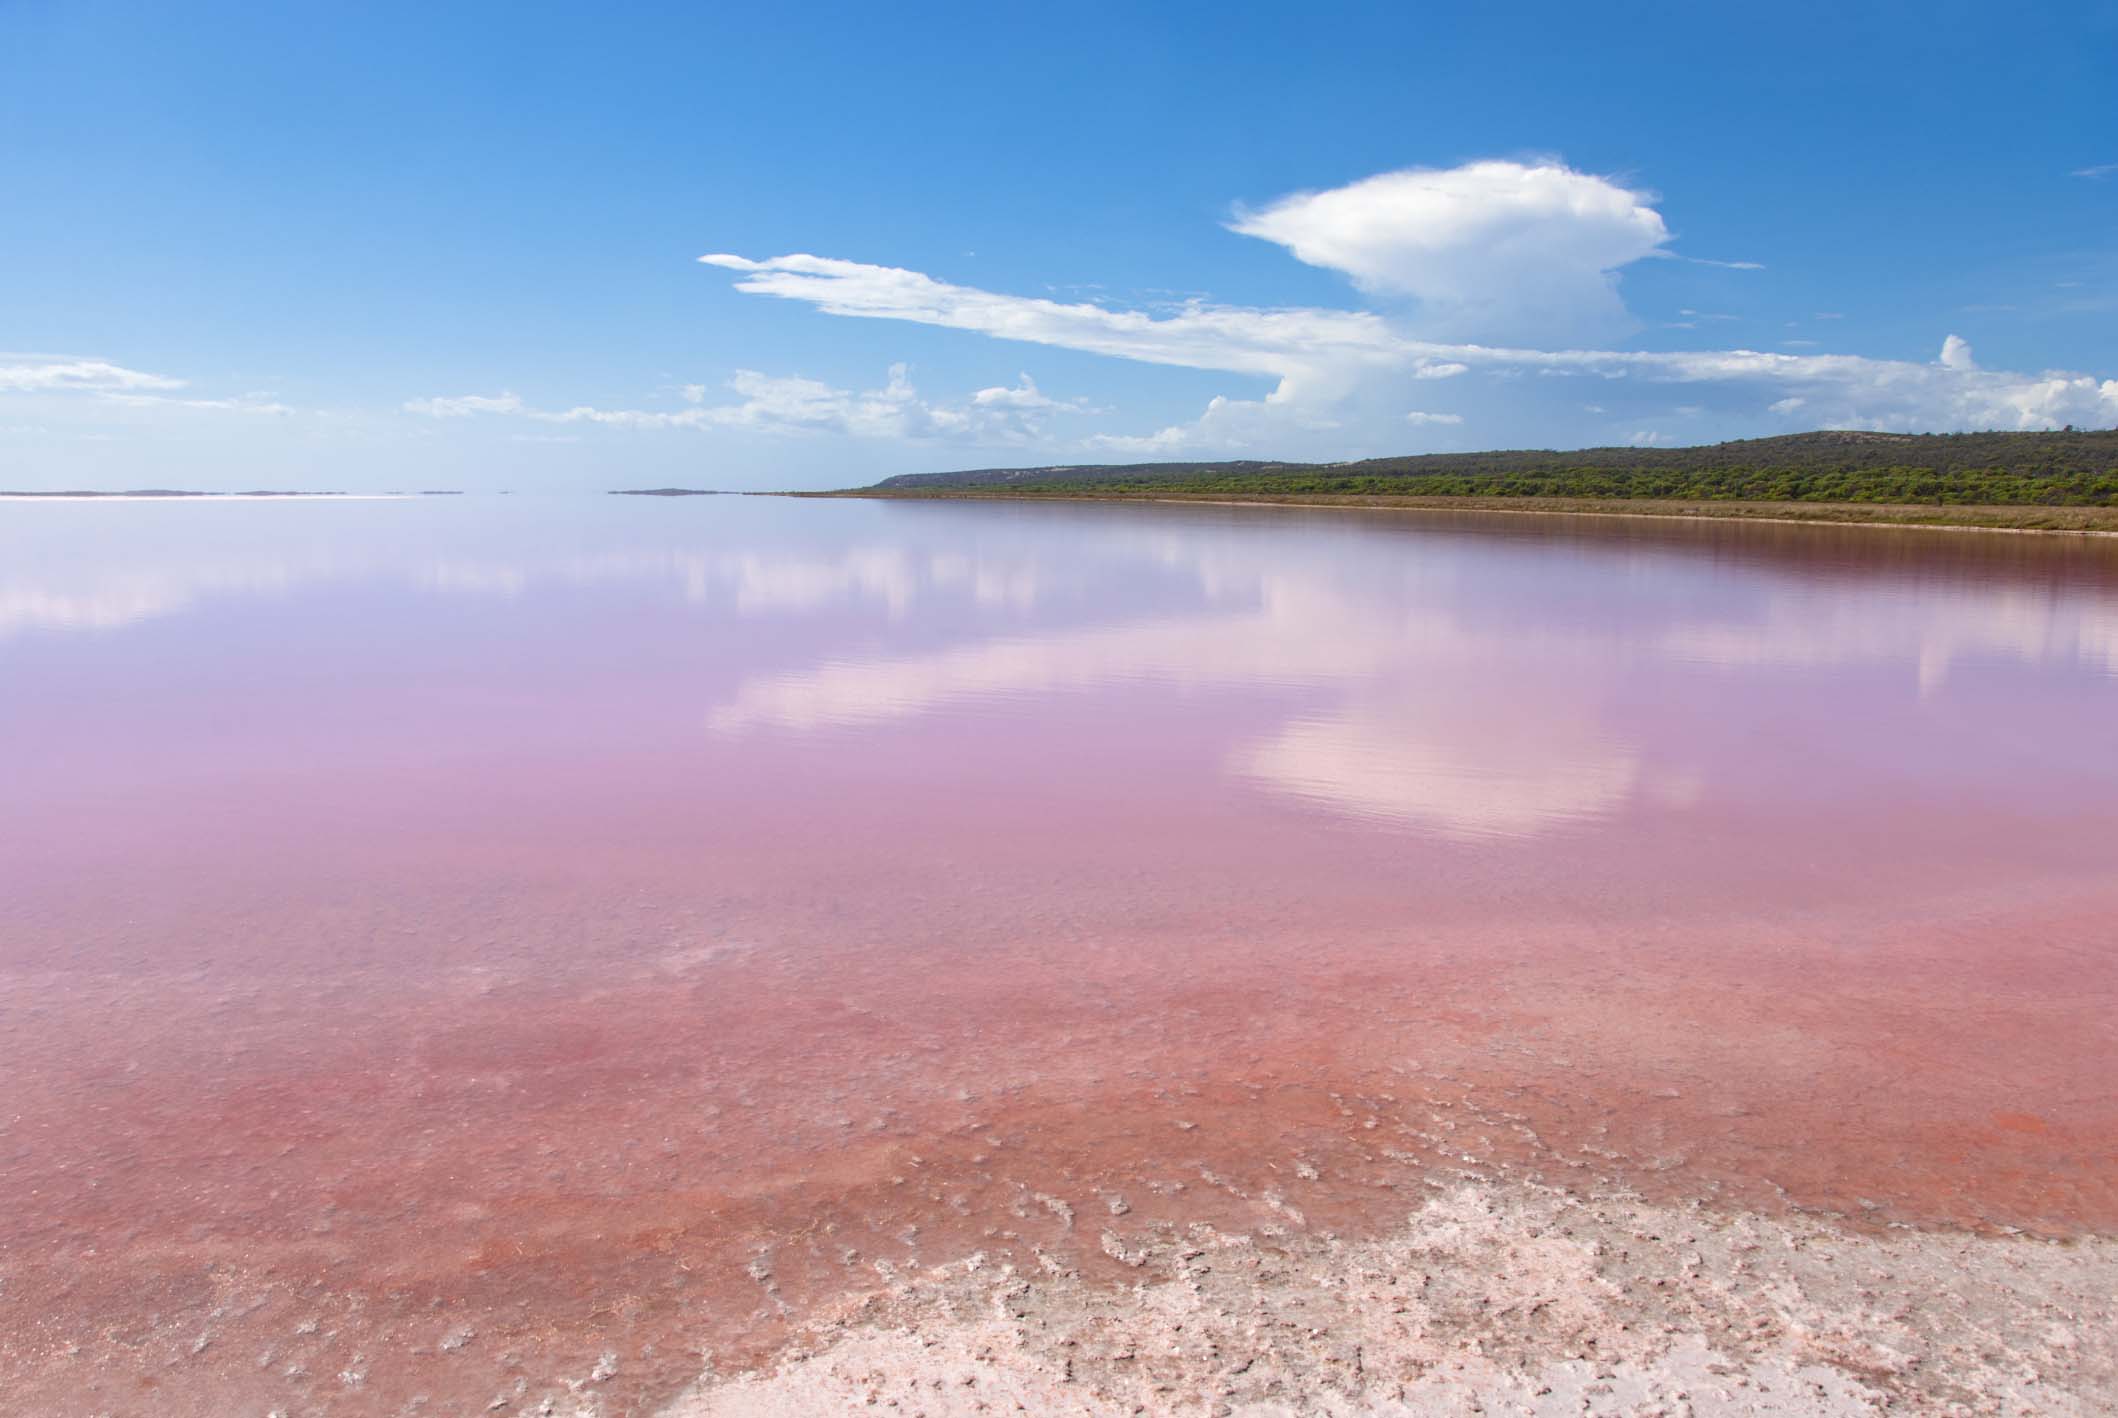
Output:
[{"left": 2, "top": 496, "right": 2116, "bottom": 1414}]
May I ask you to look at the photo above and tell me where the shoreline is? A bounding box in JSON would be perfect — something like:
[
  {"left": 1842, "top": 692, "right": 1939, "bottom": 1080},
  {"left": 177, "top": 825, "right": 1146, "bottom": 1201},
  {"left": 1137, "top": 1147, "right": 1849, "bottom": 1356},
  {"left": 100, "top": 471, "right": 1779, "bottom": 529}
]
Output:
[
  {"left": 671, "top": 1175, "right": 2118, "bottom": 1416},
  {"left": 0, "top": 491, "right": 432, "bottom": 502},
  {"left": 817, "top": 488, "right": 2118, "bottom": 537}
]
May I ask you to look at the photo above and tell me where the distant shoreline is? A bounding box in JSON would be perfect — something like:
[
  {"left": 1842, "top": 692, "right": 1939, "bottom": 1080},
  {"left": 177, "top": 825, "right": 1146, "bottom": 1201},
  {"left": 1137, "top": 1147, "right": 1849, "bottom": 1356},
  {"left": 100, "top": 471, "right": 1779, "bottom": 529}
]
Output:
[
  {"left": 813, "top": 487, "right": 2118, "bottom": 536},
  {"left": 0, "top": 490, "right": 457, "bottom": 501},
  {"left": 829, "top": 428, "right": 2118, "bottom": 535}
]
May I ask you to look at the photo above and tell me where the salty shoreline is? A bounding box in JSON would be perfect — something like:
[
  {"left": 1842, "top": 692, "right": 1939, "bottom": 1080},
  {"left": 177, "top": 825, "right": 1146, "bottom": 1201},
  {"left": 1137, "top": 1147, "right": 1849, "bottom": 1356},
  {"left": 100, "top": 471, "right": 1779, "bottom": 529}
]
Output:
[
  {"left": 674, "top": 1177, "right": 2118, "bottom": 1416},
  {"left": 821, "top": 488, "right": 2118, "bottom": 536},
  {"left": 7, "top": 873, "right": 2113, "bottom": 1415}
]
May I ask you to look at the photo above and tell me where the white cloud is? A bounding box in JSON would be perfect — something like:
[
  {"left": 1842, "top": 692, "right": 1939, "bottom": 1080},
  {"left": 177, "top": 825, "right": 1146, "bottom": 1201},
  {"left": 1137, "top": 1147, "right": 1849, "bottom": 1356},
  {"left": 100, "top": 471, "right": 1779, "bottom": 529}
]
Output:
[
  {"left": 2071, "top": 162, "right": 2118, "bottom": 179},
  {"left": 969, "top": 372, "right": 1085, "bottom": 412},
  {"left": 404, "top": 392, "right": 526, "bottom": 418},
  {"left": 1585, "top": 344, "right": 2118, "bottom": 431},
  {"left": 101, "top": 391, "right": 293, "bottom": 415},
  {"left": 699, "top": 251, "right": 1411, "bottom": 400},
  {"left": 1228, "top": 160, "right": 1670, "bottom": 344},
  {"left": 1083, "top": 424, "right": 1199, "bottom": 456},
  {"left": 405, "top": 365, "right": 1089, "bottom": 445},
  {"left": 0, "top": 358, "right": 186, "bottom": 394},
  {"left": 1, "top": 359, "right": 299, "bottom": 418},
  {"left": 1681, "top": 256, "right": 1765, "bottom": 271},
  {"left": 701, "top": 249, "right": 2118, "bottom": 448},
  {"left": 377, "top": 160, "right": 2118, "bottom": 462},
  {"left": 1404, "top": 411, "right": 1464, "bottom": 425},
  {"left": 1627, "top": 431, "right": 1675, "bottom": 447}
]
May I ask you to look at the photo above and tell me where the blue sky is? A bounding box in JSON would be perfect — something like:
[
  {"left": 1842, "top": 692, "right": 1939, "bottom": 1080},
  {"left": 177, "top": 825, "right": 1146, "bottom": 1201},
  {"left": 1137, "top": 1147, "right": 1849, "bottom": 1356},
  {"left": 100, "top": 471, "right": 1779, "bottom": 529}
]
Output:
[{"left": 4, "top": 0, "right": 2115, "bottom": 490}]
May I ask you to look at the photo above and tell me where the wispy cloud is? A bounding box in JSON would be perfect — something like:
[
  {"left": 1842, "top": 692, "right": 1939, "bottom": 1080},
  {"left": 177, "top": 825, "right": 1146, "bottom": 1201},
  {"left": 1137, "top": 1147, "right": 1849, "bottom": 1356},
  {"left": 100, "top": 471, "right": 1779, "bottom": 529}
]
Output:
[
  {"left": 405, "top": 366, "right": 1091, "bottom": 445},
  {"left": 699, "top": 252, "right": 1414, "bottom": 391},
  {"left": 101, "top": 391, "right": 293, "bottom": 415},
  {"left": 2071, "top": 162, "right": 2118, "bottom": 179},
  {"left": 403, "top": 392, "right": 525, "bottom": 418},
  {"left": 0, "top": 358, "right": 187, "bottom": 394},
  {"left": 2, "top": 358, "right": 298, "bottom": 418},
  {"left": 700, "top": 247, "right": 2118, "bottom": 451},
  {"left": 388, "top": 159, "right": 2113, "bottom": 464}
]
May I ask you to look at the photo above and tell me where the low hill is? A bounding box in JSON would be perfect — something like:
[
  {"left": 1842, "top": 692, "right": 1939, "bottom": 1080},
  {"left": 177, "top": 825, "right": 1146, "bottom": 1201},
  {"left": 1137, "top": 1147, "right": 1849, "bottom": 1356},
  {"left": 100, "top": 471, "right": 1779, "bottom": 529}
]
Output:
[{"left": 867, "top": 429, "right": 2118, "bottom": 507}]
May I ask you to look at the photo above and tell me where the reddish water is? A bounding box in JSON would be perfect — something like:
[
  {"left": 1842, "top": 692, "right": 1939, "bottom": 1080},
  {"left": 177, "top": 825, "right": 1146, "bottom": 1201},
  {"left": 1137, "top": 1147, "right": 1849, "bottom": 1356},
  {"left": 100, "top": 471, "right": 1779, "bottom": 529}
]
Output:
[{"left": 2, "top": 497, "right": 2115, "bottom": 1414}]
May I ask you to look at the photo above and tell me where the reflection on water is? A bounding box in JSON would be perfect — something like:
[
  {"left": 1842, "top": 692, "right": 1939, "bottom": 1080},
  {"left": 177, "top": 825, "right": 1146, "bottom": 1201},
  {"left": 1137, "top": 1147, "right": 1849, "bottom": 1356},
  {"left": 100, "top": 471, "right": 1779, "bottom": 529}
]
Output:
[
  {"left": 6, "top": 496, "right": 2118, "bottom": 1416},
  {"left": 700, "top": 586, "right": 1654, "bottom": 838},
  {"left": 1659, "top": 582, "right": 2118, "bottom": 689},
  {"left": 5, "top": 497, "right": 2116, "bottom": 844},
  {"left": 1237, "top": 697, "right": 1650, "bottom": 838},
  {"left": 683, "top": 505, "right": 2118, "bottom": 837}
]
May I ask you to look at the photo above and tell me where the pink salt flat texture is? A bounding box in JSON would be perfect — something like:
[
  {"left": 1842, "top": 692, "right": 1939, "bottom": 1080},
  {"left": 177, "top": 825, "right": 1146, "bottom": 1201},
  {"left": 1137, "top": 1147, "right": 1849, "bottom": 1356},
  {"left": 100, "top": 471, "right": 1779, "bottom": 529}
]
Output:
[{"left": 0, "top": 497, "right": 2113, "bottom": 1414}]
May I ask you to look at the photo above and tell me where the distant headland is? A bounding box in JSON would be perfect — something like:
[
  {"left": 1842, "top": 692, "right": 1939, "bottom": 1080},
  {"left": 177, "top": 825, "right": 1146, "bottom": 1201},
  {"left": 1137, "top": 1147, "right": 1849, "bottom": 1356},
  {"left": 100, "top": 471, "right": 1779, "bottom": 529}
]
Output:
[{"left": 813, "top": 428, "right": 2118, "bottom": 534}]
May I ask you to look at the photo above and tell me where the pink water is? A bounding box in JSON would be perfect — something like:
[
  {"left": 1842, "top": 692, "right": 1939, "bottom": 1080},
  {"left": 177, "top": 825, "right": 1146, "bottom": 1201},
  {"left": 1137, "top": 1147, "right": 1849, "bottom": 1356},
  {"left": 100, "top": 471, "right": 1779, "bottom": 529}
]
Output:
[{"left": 3, "top": 497, "right": 2115, "bottom": 1414}]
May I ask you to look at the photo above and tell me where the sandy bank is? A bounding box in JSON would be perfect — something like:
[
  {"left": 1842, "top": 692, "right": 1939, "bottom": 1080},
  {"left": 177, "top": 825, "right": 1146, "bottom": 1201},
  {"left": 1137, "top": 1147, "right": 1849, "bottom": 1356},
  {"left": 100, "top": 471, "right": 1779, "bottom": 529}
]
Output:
[
  {"left": 669, "top": 1179, "right": 2115, "bottom": 1417},
  {"left": 828, "top": 488, "right": 2118, "bottom": 536}
]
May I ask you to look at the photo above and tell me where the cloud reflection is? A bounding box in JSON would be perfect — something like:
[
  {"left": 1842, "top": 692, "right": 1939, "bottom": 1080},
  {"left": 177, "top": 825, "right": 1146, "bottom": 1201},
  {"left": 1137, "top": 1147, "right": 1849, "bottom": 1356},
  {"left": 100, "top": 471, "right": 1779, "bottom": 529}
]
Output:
[
  {"left": 704, "top": 569, "right": 1648, "bottom": 840},
  {"left": 7, "top": 502, "right": 2114, "bottom": 845},
  {"left": 1235, "top": 697, "right": 1643, "bottom": 840},
  {"left": 0, "top": 535, "right": 1055, "bottom": 638},
  {"left": 701, "top": 528, "right": 2118, "bottom": 839},
  {"left": 1660, "top": 586, "right": 2118, "bottom": 690},
  {"left": 707, "top": 593, "right": 1384, "bottom": 732}
]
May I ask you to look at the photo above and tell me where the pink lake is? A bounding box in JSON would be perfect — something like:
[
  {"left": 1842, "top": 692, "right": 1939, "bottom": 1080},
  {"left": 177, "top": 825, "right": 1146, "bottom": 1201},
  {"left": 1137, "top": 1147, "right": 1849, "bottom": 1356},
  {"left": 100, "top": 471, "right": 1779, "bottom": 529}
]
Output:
[{"left": 2, "top": 496, "right": 2116, "bottom": 1414}]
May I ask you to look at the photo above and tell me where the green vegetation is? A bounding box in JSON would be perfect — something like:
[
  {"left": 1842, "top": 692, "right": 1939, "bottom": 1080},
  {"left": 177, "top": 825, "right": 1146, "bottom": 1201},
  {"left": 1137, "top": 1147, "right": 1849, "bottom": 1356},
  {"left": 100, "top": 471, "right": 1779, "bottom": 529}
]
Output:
[
  {"left": 887, "top": 464, "right": 2118, "bottom": 506},
  {"left": 833, "top": 429, "right": 2118, "bottom": 531},
  {"left": 865, "top": 430, "right": 2118, "bottom": 505}
]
